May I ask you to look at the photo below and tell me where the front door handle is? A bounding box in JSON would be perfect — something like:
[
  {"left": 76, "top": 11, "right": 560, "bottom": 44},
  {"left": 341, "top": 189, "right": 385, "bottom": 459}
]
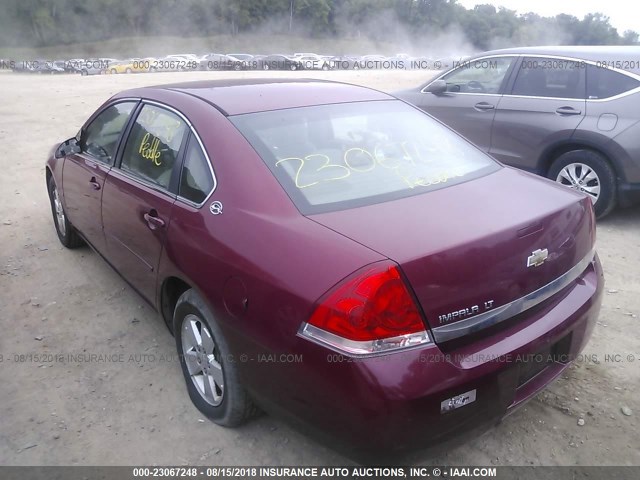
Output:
[
  {"left": 144, "top": 211, "right": 165, "bottom": 230},
  {"left": 474, "top": 102, "right": 495, "bottom": 111},
  {"left": 555, "top": 106, "right": 582, "bottom": 116},
  {"left": 89, "top": 177, "right": 101, "bottom": 190}
]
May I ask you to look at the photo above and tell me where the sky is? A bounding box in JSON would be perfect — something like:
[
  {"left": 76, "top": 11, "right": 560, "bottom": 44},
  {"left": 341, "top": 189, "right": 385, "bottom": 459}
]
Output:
[{"left": 458, "top": 0, "right": 638, "bottom": 34}]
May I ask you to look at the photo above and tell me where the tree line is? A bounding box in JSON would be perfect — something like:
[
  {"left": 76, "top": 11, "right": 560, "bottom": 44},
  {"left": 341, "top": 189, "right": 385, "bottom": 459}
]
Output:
[{"left": 0, "top": 0, "right": 637, "bottom": 50}]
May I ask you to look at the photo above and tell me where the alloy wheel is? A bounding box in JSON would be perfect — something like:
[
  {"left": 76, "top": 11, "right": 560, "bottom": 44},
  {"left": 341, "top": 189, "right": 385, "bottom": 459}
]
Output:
[
  {"left": 52, "top": 185, "right": 66, "bottom": 236},
  {"left": 555, "top": 162, "right": 601, "bottom": 204},
  {"left": 181, "top": 314, "right": 224, "bottom": 406}
]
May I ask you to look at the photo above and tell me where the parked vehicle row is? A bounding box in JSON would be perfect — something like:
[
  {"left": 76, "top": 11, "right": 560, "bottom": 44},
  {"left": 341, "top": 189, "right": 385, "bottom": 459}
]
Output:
[{"left": 6, "top": 52, "right": 453, "bottom": 76}]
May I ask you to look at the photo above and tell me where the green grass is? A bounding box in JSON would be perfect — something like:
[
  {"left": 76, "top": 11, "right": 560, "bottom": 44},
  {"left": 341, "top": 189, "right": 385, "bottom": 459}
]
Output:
[{"left": 0, "top": 34, "right": 412, "bottom": 59}]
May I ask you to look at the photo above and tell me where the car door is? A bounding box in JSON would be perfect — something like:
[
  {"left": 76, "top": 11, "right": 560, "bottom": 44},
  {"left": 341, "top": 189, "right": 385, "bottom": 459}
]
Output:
[
  {"left": 404, "top": 56, "right": 516, "bottom": 151},
  {"left": 490, "top": 56, "right": 587, "bottom": 172},
  {"left": 101, "top": 102, "right": 189, "bottom": 304},
  {"left": 62, "top": 101, "right": 137, "bottom": 253}
]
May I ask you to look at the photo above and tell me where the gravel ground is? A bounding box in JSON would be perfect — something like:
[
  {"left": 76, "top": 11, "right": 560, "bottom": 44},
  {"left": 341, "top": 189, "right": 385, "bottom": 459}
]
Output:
[{"left": 0, "top": 69, "right": 638, "bottom": 466}]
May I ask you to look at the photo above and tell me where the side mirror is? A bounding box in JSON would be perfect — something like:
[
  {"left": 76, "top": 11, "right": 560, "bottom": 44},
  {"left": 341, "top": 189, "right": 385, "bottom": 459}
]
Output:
[
  {"left": 424, "top": 79, "right": 447, "bottom": 95},
  {"left": 55, "top": 137, "right": 81, "bottom": 158}
]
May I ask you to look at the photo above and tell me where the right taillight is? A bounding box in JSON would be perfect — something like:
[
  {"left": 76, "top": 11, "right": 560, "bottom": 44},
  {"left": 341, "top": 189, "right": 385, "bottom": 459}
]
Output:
[{"left": 298, "top": 261, "right": 432, "bottom": 356}]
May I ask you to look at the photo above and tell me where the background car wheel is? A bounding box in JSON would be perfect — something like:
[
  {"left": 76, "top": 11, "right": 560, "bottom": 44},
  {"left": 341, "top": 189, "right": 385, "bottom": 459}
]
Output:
[
  {"left": 290, "top": 64, "right": 297, "bottom": 71},
  {"left": 548, "top": 149, "right": 617, "bottom": 218},
  {"left": 110, "top": 68, "right": 117, "bottom": 74},
  {"left": 125, "top": 68, "right": 132, "bottom": 74},
  {"left": 47, "top": 176, "right": 84, "bottom": 248},
  {"left": 174, "top": 289, "right": 259, "bottom": 427}
]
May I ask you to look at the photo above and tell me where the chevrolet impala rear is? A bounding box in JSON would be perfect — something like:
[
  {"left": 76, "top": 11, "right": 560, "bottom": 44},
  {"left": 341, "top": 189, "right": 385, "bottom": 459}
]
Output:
[
  {"left": 229, "top": 95, "right": 603, "bottom": 457},
  {"left": 47, "top": 80, "right": 603, "bottom": 460}
]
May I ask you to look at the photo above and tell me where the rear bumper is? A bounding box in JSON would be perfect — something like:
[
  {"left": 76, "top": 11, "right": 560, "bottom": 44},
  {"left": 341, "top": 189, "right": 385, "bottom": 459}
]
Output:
[{"left": 258, "top": 254, "right": 603, "bottom": 457}]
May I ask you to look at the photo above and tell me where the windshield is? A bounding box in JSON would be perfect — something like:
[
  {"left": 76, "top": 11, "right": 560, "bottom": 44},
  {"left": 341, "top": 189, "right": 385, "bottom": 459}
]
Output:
[{"left": 230, "top": 100, "right": 500, "bottom": 214}]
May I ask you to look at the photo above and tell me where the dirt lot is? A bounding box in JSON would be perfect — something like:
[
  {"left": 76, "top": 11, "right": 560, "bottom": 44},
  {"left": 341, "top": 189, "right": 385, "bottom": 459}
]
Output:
[{"left": 0, "top": 70, "right": 638, "bottom": 466}]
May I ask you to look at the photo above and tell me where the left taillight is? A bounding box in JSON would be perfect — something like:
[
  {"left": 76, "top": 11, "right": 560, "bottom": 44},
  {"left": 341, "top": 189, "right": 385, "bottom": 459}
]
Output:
[{"left": 298, "top": 261, "right": 432, "bottom": 356}]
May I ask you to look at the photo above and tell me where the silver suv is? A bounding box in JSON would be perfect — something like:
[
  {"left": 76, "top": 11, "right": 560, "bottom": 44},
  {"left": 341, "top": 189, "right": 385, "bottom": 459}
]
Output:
[{"left": 396, "top": 46, "right": 640, "bottom": 217}]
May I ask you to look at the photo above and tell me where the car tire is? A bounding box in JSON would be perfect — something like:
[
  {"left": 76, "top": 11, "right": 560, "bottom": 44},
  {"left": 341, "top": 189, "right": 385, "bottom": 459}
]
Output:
[
  {"left": 174, "top": 289, "right": 259, "bottom": 427},
  {"left": 125, "top": 68, "right": 132, "bottom": 74},
  {"left": 548, "top": 149, "right": 617, "bottom": 219},
  {"left": 290, "top": 64, "right": 297, "bottom": 71},
  {"left": 47, "top": 176, "right": 84, "bottom": 248},
  {"left": 110, "top": 68, "right": 117, "bottom": 74}
]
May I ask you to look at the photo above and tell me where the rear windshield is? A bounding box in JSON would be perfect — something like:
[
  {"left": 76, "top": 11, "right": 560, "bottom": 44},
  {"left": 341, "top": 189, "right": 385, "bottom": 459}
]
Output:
[{"left": 230, "top": 100, "right": 500, "bottom": 214}]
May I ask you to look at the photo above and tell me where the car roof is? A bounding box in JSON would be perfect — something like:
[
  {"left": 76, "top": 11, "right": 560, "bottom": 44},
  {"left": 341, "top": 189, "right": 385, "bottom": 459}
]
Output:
[
  {"left": 118, "top": 79, "right": 391, "bottom": 116},
  {"left": 476, "top": 45, "right": 640, "bottom": 72}
]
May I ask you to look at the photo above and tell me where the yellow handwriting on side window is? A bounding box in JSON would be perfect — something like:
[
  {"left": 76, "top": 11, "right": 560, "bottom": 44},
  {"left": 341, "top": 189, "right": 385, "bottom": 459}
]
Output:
[{"left": 139, "top": 132, "right": 162, "bottom": 166}]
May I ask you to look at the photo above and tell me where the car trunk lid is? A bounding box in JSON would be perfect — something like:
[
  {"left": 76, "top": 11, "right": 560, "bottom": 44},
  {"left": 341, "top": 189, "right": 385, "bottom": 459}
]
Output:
[{"left": 310, "top": 168, "right": 595, "bottom": 343}]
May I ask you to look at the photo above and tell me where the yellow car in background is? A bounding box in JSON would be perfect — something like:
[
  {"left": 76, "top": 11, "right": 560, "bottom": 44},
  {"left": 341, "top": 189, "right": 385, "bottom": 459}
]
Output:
[{"left": 107, "top": 58, "right": 149, "bottom": 74}]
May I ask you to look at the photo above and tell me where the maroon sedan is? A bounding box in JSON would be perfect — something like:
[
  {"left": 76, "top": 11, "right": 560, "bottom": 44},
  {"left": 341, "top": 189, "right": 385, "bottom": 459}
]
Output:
[{"left": 46, "top": 79, "right": 603, "bottom": 457}]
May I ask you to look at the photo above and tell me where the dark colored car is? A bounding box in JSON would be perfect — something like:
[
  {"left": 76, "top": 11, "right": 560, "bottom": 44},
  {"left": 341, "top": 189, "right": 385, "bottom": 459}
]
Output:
[
  {"left": 54, "top": 60, "right": 78, "bottom": 73},
  {"left": 46, "top": 79, "right": 603, "bottom": 459},
  {"left": 396, "top": 46, "right": 640, "bottom": 218},
  {"left": 256, "top": 54, "right": 302, "bottom": 71},
  {"left": 227, "top": 54, "right": 255, "bottom": 70},
  {"left": 28, "top": 59, "right": 65, "bottom": 74},
  {"left": 328, "top": 55, "right": 362, "bottom": 70}
]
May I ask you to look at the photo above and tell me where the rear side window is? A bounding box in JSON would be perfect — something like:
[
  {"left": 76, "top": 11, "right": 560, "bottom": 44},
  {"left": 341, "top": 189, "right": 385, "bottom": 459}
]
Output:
[
  {"left": 512, "top": 58, "right": 585, "bottom": 99},
  {"left": 81, "top": 102, "right": 136, "bottom": 163},
  {"left": 586, "top": 65, "right": 640, "bottom": 99},
  {"left": 179, "top": 137, "right": 214, "bottom": 204},
  {"left": 120, "top": 104, "right": 188, "bottom": 190},
  {"left": 230, "top": 100, "right": 499, "bottom": 214},
  {"left": 439, "top": 57, "right": 513, "bottom": 94}
]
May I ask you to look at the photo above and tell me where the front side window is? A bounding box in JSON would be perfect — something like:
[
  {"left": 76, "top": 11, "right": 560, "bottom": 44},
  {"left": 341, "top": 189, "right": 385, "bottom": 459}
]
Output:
[
  {"left": 179, "top": 137, "right": 214, "bottom": 204},
  {"left": 586, "top": 65, "right": 640, "bottom": 99},
  {"left": 511, "top": 57, "right": 585, "bottom": 99},
  {"left": 81, "top": 102, "right": 136, "bottom": 163},
  {"left": 120, "top": 104, "right": 188, "bottom": 190},
  {"left": 439, "top": 57, "right": 513, "bottom": 94},
  {"left": 231, "top": 100, "right": 500, "bottom": 214}
]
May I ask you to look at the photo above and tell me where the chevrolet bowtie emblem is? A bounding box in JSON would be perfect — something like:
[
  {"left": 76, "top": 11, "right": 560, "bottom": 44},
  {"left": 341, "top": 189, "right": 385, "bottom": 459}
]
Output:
[{"left": 527, "top": 248, "right": 549, "bottom": 268}]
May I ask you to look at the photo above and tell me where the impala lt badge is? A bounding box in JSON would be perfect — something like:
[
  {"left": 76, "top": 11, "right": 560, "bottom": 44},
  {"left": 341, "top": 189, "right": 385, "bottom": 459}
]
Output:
[
  {"left": 438, "top": 299, "right": 495, "bottom": 324},
  {"left": 527, "top": 248, "right": 549, "bottom": 268}
]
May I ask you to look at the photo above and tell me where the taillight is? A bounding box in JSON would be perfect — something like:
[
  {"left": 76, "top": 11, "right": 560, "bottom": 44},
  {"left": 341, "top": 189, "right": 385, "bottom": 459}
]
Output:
[{"left": 299, "top": 262, "right": 431, "bottom": 355}]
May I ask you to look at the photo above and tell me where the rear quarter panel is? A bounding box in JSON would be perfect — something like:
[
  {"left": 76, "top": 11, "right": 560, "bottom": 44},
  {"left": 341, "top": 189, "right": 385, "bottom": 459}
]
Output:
[
  {"left": 148, "top": 91, "right": 385, "bottom": 405},
  {"left": 573, "top": 94, "right": 640, "bottom": 181}
]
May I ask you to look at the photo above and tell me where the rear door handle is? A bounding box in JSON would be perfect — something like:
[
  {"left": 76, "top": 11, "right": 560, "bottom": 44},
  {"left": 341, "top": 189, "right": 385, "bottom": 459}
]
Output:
[
  {"left": 474, "top": 102, "right": 495, "bottom": 111},
  {"left": 144, "top": 211, "right": 165, "bottom": 230},
  {"left": 555, "top": 106, "right": 582, "bottom": 115},
  {"left": 89, "top": 177, "right": 101, "bottom": 190}
]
